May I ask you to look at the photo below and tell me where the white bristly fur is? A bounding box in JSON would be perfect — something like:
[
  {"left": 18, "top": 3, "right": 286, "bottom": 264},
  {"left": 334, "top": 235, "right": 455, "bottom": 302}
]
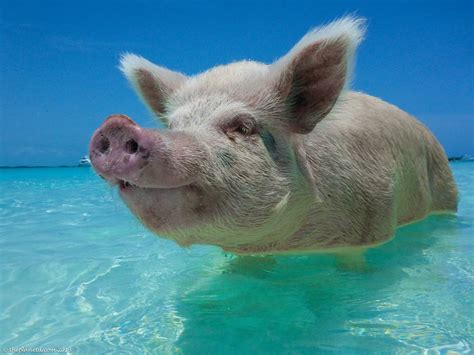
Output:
[{"left": 112, "top": 16, "right": 457, "bottom": 255}]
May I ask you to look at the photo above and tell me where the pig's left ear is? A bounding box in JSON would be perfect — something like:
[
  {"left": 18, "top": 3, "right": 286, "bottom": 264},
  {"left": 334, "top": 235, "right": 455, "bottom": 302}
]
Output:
[
  {"left": 119, "top": 54, "right": 187, "bottom": 124},
  {"left": 272, "top": 17, "right": 365, "bottom": 134}
]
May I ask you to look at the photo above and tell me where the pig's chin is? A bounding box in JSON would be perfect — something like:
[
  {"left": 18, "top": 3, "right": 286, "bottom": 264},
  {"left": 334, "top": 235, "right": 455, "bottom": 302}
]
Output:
[{"left": 116, "top": 178, "right": 208, "bottom": 235}]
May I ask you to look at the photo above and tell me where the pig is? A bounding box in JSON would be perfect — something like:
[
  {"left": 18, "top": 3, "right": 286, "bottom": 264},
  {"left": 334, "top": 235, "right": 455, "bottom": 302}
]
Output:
[{"left": 89, "top": 17, "right": 458, "bottom": 255}]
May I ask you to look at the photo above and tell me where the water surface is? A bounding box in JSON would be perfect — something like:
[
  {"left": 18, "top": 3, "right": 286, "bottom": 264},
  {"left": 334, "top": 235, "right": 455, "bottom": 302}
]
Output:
[{"left": 0, "top": 163, "right": 473, "bottom": 353}]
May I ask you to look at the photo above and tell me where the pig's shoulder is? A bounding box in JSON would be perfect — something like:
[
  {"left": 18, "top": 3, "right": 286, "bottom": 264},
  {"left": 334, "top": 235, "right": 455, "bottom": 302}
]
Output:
[{"left": 305, "top": 90, "right": 434, "bottom": 161}]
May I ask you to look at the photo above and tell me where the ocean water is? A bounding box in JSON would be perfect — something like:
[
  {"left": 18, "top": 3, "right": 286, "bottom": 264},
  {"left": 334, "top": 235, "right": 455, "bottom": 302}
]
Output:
[{"left": 0, "top": 163, "right": 473, "bottom": 354}]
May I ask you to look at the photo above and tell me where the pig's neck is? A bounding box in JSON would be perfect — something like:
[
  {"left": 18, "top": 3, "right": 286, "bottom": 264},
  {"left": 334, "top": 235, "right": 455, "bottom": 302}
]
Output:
[{"left": 222, "top": 182, "right": 319, "bottom": 255}]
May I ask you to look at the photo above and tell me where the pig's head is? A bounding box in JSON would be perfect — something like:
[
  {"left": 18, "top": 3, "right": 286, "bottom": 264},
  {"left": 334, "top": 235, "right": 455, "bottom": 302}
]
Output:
[{"left": 89, "top": 17, "right": 365, "bottom": 252}]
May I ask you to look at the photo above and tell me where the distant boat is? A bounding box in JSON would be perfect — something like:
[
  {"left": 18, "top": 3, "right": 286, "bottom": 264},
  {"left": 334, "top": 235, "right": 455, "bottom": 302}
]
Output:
[{"left": 78, "top": 155, "right": 91, "bottom": 167}]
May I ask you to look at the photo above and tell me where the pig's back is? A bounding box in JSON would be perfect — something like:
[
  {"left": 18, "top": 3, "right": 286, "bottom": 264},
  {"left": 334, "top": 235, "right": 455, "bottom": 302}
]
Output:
[{"left": 303, "top": 91, "right": 457, "bottom": 247}]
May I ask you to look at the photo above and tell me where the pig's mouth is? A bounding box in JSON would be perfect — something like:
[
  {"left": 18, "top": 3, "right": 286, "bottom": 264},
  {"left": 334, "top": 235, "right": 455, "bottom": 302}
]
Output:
[
  {"left": 102, "top": 177, "right": 139, "bottom": 193},
  {"left": 116, "top": 178, "right": 192, "bottom": 193},
  {"left": 117, "top": 178, "right": 156, "bottom": 192},
  {"left": 119, "top": 179, "right": 136, "bottom": 191}
]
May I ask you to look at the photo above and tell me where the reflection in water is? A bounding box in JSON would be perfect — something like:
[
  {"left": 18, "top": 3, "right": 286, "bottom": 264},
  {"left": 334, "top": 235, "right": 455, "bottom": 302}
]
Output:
[{"left": 174, "top": 215, "right": 471, "bottom": 353}]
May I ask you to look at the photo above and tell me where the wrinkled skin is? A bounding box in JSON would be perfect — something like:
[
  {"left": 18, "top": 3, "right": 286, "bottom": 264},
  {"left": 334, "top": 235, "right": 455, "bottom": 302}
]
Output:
[{"left": 90, "top": 17, "right": 458, "bottom": 254}]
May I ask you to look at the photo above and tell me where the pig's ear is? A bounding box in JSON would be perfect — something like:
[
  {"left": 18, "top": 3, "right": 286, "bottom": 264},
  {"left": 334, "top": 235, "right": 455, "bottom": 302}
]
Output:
[
  {"left": 272, "top": 17, "right": 365, "bottom": 134},
  {"left": 119, "top": 54, "right": 187, "bottom": 123}
]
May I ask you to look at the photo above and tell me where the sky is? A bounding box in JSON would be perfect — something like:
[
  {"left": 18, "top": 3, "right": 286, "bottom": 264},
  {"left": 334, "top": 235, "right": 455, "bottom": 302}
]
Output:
[{"left": 0, "top": 0, "right": 472, "bottom": 166}]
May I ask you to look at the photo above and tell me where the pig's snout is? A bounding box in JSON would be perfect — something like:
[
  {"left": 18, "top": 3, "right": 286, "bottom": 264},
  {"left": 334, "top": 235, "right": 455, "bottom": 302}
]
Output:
[{"left": 89, "top": 114, "right": 152, "bottom": 184}]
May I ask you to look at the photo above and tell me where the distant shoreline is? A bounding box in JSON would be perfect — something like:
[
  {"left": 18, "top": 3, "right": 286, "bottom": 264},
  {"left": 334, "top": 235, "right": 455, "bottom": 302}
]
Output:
[
  {"left": 1, "top": 155, "right": 473, "bottom": 169},
  {"left": 447, "top": 155, "right": 474, "bottom": 162}
]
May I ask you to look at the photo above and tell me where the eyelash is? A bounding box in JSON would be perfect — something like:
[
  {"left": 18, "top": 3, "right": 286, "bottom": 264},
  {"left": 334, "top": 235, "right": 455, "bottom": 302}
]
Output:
[
  {"left": 235, "top": 124, "right": 252, "bottom": 136},
  {"left": 224, "top": 116, "right": 257, "bottom": 138}
]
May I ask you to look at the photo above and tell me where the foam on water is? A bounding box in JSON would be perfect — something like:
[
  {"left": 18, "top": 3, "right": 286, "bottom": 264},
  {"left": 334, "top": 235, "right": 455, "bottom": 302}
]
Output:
[{"left": 0, "top": 164, "right": 473, "bottom": 353}]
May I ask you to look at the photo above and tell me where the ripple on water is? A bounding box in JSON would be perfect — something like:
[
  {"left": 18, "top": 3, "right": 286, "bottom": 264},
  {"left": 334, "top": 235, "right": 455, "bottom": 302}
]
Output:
[{"left": 0, "top": 166, "right": 473, "bottom": 353}]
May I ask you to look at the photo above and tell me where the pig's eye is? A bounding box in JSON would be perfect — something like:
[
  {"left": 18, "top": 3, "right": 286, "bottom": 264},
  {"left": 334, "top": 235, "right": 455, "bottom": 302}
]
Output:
[
  {"left": 236, "top": 125, "right": 251, "bottom": 135},
  {"left": 224, "top": 115, "right": 257, "bottom": 139}
]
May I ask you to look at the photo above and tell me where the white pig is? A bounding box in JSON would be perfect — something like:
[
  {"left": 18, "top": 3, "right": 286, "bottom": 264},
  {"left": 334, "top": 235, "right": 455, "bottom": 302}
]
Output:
[{"left": 89, "top": 17, "right": 458, "bottom": 255}]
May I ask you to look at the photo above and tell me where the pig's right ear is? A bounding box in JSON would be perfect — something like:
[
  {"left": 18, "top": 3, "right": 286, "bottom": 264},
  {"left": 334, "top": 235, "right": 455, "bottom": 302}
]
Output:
[
  {"left": 272, "top": 17, "right": 365, "bottom": 134},
  {"left": 119, "top": 54, "right": 187, "bottom": 124}
]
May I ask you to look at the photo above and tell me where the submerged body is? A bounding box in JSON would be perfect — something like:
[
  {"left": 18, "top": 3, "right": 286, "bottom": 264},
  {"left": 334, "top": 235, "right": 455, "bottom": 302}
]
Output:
[{"left": 90, "top": 17, "right": 457, "bottom": 254}]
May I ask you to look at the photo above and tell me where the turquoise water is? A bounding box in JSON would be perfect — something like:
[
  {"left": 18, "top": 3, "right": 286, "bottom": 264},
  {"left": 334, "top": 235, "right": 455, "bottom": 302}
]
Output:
[{"left": 1, "top": 163, "right": 473, "bottom": 354}]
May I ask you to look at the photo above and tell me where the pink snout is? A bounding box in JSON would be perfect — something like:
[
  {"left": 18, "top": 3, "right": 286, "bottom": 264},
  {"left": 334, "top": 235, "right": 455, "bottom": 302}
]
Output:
[{"left": 89, "top": 114, "right": 153, "bottom": 185}]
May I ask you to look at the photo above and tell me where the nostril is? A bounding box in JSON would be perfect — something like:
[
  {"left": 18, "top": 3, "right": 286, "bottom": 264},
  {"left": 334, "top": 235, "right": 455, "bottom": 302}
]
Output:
[
  {"left": 97, "top": 136, "right": 110, "bottom": 153},
  {"left": 125, "top": 139, "right": 139, "bottom": 154}
]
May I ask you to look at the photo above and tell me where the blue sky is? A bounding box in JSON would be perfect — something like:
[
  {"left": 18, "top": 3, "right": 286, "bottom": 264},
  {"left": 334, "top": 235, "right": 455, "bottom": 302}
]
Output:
[{"left": 0, "top": 0, "right": 472, "bottom": 166}]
